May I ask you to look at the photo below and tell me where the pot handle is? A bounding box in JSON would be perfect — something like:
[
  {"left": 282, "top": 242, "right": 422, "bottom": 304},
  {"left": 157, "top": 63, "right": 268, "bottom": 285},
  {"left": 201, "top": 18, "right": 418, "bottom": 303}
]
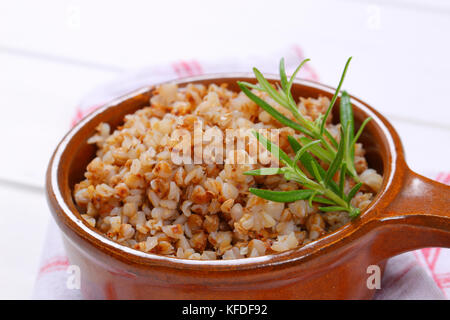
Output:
[{"left": 373, "top": 169, "right": 450, "bottom": 259}]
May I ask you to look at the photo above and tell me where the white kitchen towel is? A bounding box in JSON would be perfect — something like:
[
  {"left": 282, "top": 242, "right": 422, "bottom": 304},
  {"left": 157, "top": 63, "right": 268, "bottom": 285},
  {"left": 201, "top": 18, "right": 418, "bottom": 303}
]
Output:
[{"left": 33, "top": 45, "right": 449, "bottom": 299}]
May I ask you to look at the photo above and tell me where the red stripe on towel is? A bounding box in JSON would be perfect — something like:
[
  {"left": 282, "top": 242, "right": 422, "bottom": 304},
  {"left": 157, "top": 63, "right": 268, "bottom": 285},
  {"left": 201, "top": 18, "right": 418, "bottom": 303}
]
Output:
[
  {"left": 171, "top": 62, "right": 182, "bottom": 78},
  {"left": 436, "top": 273, "right": 450, "bottom": 288},
  {"left": 180, "top": 60, "right": 194, "bottom": 76},
  {"left": 443, "top": 173, "right": 450, "bottom": 185},
  {"left": 435, "top": 172, "right": 450, "bottom": 185},
  {"left": 38, "top": 256, "right": 70, "bottom": 276},
  {"left": 103, "top": 282, "right": 117, "bottom": 300},
  {"left": 413, "top": 172, "right": 450, "bottom": 297},
  {"left": 172, "top": 60, "right": 203, "bottom": 78},
  {"left": 71, "top": 104, "right": 103, "bottom": 127},
  {"left": 191, "top": 59, "right": 204, "bottom": 75},
  {"left": 71, "top": 108, "right": 84, "bottom": 127}
]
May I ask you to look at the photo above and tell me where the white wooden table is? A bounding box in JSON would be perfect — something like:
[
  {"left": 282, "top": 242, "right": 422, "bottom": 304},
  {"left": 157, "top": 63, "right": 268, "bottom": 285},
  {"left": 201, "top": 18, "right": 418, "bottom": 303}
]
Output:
[{"left": 0, "top": 0, "right": 449, "bottom": 299}]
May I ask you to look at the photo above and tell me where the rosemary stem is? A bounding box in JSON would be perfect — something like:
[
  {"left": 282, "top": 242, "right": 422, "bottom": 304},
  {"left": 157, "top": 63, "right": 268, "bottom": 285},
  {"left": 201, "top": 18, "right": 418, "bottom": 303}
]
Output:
[
  {"left": 318, "top": 134, "right": 337, "bottom": 155},
  {"left": 322, "top": 189, "right": 351, "bottom": 211},
  {"left": 289, "top": 105, "right": 313, "bottom": 131},
  {"left": 290, "top": 168, "right": 350, "bottom": 211}
]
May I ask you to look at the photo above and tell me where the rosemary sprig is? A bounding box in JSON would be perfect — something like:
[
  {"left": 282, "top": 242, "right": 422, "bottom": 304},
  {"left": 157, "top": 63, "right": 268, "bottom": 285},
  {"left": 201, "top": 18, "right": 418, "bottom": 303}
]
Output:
[
  {"left": 240, "top": 57, "right": 372, "bottom": 219},
  {"left": 244, "top": 130, "right": 361, "bottom": 218},
  {"left": 238, "top": 57, "right": 360, "bottom": 180}
]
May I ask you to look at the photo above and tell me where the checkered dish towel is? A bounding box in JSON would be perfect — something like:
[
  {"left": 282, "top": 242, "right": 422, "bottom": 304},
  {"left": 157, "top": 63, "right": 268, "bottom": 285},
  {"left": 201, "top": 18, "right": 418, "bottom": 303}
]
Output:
[{"left": 33, "top": 46, "right": 450, "bottom": 299}]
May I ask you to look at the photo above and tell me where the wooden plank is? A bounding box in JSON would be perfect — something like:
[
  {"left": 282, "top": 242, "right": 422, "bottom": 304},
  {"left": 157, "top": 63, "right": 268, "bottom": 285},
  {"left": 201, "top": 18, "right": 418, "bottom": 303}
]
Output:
[
  {"left": 1, "top": 0, "right": 449, "bottom": 125},
  {"left": 0, "top": 53, "right": 118, "bottom": 187},
  {"left": 0, "top": 185, "right": 48, "bottom": 299}
]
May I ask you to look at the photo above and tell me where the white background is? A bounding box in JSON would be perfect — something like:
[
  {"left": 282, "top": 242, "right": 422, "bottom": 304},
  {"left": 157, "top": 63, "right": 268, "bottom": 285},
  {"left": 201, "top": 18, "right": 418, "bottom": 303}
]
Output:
[{"left": 0, "top": 0, "right": 449, "bottom": 299}]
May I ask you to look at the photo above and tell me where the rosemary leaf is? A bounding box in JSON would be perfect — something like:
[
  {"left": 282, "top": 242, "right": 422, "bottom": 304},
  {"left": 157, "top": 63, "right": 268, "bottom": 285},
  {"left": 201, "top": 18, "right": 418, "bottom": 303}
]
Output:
[
  {"left": 286, "top": 59, "right": 310, "bottom": 94},
  {"left": 320, "top": 57, "right": 352, "bottom": 135},
  {"left": 287, "top": 135, "right": 301, "bottom": 153},
  {"left": 249, "top": 188, "right": 314, "bottom": 203},
  {"left": 308, "top": 190, "right": 318, "bottom": 208},
  {"left": 340, "top": 90, "right": 354, "bottom": 142},
  {"left": 338, "top": 164, "right": 346, "bottom": 198},
  {"left": 252, "top": 68, "right": 287, "bottom": 107},
  {"left": 324, "top": 127, "right": 346, "bottom": 187},
  {"left": 293, "top": 140, "right": 321, "bottom": 166},
  {"left": 347, "top": 182, "right": 362, "bottom": 203},
  {"left": 279, "top": 58, "right": 288, "bottom": 91},
  {"left": 352, "top": 117, "right": 372, "bottom": 145},
  {"left": 340, "top": 91, "right": 354, "bottom": 161},
  {"left": 318, "top": 206, "right": 349, "bottom": 212},
  {"left": 238, "top": 83, "right": 314, "bottom": 137},
  {"left": 252, "top": 131, "right": 293, "bottom": 167},
  {"left": 310, "top": 159, "right": 324, "bottom": 184},
  {"left": 324, "top": 129, "right": 339, "bottom": 148},
  {"left": 312, "top": 196, "right": 335, "bottom": 205},
  {"left": 238, "top": 81, "right": 263, "bottom": 91},
  {"left": 299, "top": 137, "right": 333, "bottom": 162},
  {"left": 244, "top": 168, "right": 285, "bottom": 176}
]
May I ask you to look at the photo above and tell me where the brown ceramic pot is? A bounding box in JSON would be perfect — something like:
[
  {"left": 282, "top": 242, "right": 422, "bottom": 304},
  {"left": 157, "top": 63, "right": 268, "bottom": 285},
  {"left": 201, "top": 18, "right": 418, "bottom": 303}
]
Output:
[{"left": 46, "top": 74, "right": 450, "bottom": 299}]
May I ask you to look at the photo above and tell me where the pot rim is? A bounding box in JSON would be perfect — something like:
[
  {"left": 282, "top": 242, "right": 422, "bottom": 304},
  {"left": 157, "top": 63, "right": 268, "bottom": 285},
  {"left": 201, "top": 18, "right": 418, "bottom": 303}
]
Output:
[{"left": 46, "top": 73, "right": 401, "bottom": 271}]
